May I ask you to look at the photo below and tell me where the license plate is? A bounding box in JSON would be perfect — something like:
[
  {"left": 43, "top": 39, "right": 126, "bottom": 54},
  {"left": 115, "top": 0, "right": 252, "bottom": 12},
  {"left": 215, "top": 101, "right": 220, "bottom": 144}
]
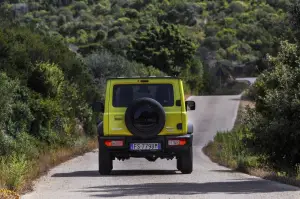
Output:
[{"left": 130, "top": 143, "right": 161, "bottom": 151}]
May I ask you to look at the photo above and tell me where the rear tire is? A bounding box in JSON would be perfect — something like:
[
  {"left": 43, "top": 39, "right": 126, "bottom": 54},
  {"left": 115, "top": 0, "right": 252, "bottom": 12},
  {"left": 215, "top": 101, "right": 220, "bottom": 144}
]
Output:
[
  {"left": 178, "top": 146, "right": 193, "bottom": 174},
  {"left": 177, "top": 158, "right": 182, "bottom": 171},
  {"left": 98, "top": 147, "right": 112, "bottom": 175},
  {"left": 97, "top": 121, "right": 104, "bottom": 136}
]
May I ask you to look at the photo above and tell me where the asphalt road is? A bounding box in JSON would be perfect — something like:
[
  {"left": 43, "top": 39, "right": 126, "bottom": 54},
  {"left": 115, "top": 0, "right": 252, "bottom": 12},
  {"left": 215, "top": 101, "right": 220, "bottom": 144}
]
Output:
[
  {"left": 236, "top": 77, "right": 257, "bottom": 85},
  {"left": 22, "top": 93, "right": 300, "bottom": 199}
]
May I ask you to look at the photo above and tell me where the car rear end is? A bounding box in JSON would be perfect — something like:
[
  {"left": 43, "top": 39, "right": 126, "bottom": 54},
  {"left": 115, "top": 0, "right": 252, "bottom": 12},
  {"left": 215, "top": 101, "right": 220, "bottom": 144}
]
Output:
[
  {"left": 97, "top": 77, "right": 194, "bottom": 174},
  {"left": 103, "top": 77, "right": 188, "bottom": 137}
]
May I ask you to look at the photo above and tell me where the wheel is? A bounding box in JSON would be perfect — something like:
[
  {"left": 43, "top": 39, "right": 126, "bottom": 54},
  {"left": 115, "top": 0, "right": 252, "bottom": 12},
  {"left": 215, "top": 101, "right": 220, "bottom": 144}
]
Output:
[
  {"left": 98, "top": 147, "right": 113, "bottom": 175},
  {"left": 178, "top": 147, "right": 193, "bottom": 174},
  {"left": 177, "top": 157, "right": 182, "bottom": 171}
]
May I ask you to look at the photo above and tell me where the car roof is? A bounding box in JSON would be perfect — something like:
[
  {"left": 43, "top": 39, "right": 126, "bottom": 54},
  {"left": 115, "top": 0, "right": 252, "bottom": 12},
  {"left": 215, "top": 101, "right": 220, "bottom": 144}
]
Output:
[{"left": 106, "top": 76, "right": 181, "bottom": 80}]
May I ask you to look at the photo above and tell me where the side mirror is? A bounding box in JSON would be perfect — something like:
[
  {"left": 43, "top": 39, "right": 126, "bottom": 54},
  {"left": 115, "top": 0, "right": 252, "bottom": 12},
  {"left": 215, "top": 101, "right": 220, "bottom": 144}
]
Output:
[
  {"left": 92, "top": 101, "right": 104, "bottom": 113},
  {"left": 185, "top": 101, "right": 196, "bottom": 111}
]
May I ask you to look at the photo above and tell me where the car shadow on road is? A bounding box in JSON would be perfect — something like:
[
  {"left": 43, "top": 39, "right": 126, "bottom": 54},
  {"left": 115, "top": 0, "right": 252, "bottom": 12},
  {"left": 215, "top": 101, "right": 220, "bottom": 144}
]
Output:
[
  {"left": 51, "top": 170, "right": 177, "bottom": 177},
  {"left": 210, "top": 169, "right": 239, "bottom": 173},
  {"left": 79, "top": 180, "right": 299, "bottom": 197}
]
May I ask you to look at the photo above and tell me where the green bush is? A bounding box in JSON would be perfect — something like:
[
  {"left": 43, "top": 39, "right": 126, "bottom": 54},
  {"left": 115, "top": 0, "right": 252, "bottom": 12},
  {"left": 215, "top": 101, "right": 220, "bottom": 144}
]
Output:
[
  {"left": 207, "top": 127, "right": 261, "bottom": 169},
  {"left": 180, "top": 57, "right": 204, "bottom": 95},
  {"left": 28, "top": 62, "right": 64, "bottom": 97},
  {"left": 0, "top": 133, "right": 15, "bottom": 156},
  {"left": 0, "top": 73, "right": 18, "bottom": 130},
  {"left": 244, "top": 41, "right": 300, "bottom": 169},
  {"left": 94, "top": 30, "right": 106, "bottom": 41},
  {"left": 125, "top": 9, "right": 139, "bottom": 18},
  {"left": 229, "top": 1, "right": 248, "bottom": 13},
  {"left": 72, "top": 1, "right": 88, "bottom": 12}
]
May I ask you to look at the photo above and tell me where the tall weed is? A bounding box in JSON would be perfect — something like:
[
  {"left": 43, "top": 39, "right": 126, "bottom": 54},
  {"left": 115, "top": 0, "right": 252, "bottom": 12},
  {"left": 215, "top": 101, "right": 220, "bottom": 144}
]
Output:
[
  {"left": 0, "top": 154, "right": 28, "bottom": 191},
  {"left": 209, "top": 127, "right": 261, "bottom": 169}
]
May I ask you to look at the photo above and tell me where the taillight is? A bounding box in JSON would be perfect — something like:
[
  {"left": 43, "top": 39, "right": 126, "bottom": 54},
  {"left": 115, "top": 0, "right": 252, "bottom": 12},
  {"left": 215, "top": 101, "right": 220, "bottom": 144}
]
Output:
[
  {"left": 104, "top": 140, "right": 124, "bottom": 147},
  {"left": 168, "top": 139, "right": 186, "bottom": 146}
]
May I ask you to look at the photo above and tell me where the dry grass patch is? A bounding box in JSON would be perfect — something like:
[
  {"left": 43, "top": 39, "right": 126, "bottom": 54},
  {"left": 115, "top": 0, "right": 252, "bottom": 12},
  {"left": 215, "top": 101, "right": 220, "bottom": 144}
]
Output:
[
  {"left": 0, "top": 189, "right": 20, "bottom": 199},
  {"left": 22, "top": 138, "right": 97, "bottom": 193},
  {"left": 0, "top": 137, "right": 97, "bottom": 194}
]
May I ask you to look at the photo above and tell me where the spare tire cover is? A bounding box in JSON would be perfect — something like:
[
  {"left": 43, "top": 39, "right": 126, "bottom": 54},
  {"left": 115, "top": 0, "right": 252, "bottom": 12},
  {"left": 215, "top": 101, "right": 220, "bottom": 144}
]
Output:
[{"left": 125, "top": 97, "right": 166, "bottom": 139}]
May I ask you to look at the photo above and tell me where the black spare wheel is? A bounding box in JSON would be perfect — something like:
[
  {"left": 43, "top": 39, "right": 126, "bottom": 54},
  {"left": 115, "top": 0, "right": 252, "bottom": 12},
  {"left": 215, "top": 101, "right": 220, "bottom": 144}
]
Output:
[{"left": 125, "top": 97, "right": 166, "bottom": 139}]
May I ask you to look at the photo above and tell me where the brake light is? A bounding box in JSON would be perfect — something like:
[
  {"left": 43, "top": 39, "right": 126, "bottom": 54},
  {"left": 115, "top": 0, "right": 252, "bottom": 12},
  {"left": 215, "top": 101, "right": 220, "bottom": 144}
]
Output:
[
  {"left": 168, "top": 139, "right": 186, "bottom": 146},
  {"left": 104, "top": 140, "right": 124, "bottom": 147}
]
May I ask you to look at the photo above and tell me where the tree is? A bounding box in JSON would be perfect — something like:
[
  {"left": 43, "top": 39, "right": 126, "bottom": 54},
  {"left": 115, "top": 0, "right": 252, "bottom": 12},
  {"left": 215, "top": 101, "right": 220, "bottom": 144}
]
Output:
[
  {"left": 229, "top": 1, "right": 248, "bottom": 13},
  {"left": 289, "top": 0, "right": 300, "bottom": 40},
  {"left": 85, "top": 50, "right": 164, "bottom": 97},
  {"left": 128, "top": 23, "right": 197, "bottom": 76}
]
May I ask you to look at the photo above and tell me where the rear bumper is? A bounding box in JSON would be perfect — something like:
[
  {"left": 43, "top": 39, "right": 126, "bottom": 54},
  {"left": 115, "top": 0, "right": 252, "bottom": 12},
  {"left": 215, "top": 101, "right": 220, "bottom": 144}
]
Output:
[{"left": 98, "top": 134, "right": 193, "bottom": 159}]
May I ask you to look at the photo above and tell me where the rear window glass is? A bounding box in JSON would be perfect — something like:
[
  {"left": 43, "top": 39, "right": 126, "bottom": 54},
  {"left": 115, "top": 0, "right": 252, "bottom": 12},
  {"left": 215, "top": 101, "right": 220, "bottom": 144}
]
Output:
[{"left": 112, "top": 84, "right": 174, "bottom": 107}]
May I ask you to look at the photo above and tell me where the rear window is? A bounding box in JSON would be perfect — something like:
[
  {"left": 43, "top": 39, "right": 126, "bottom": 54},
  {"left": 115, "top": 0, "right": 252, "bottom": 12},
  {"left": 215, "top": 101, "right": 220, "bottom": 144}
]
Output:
[{"left": 112, "top": 84, "right": 174, "bottom": 107}]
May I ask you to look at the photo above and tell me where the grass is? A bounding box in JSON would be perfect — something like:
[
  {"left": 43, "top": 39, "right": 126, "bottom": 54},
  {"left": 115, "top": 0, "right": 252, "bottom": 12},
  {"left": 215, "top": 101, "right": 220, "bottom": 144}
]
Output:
[
  {"left": 0, "top": 137, "right": 97, "bottom": 194},
  {"left": 203, "top": 128, "right": 262, "bottom": 170},
  {"left": 0, "top": 154, "right": 28, "bottom": 192},
  {"left": 203, "top": 94, "right": 300, "bottom": 188}
]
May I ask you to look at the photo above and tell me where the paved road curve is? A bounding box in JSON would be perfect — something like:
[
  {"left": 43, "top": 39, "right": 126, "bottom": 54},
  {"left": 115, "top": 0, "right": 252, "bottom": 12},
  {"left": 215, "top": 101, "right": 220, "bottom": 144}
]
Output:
[
  {"left": 236, "top": 77, "right": 257, "bottom": 85},
  {"left": 22, "top": 95, "right": 300, "bottom": 199}
]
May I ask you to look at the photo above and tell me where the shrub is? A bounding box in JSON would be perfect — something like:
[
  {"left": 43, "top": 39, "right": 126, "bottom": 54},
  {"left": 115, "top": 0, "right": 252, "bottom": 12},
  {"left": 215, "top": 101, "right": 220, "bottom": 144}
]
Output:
[
  {"left": 94, "top": 30, "right": 106, "bottom": 41},
  {"left": 28, "top": 62, "right": 64, "bottom": 98},
  {"left": 73, "top": 1, "right": 88, "bottom": 12},
  {"left": 180, "top": 57, "right": 204, "bottom": 95},
  {"left": 58, "top": 7, "right": 73, "bottom": 21},
  {"left": 229, "top": 1, "right": 248, "bottom": 13},
  {"left": 93, "top": 3, "right": 110, "bottom": 16},
  {"left": 244, "top": 41, "right": 300, "bottom": 169},
  {"left": 76, "top": 29, "right": 89, "bottom": 44},
  {"left": 125, "top": 9, "right": 139, "bottom": 18},
  {"left": 0, "top": 73, "right": 18, "bottom": 131},
  {"left": 0, "top": 133, "right": 15, "bottom": 156},
  {"left": 202, "top": 36, "right": 220, "bottom": 50},
  {"left": 206, "top": 127, "right": 261, "bottom": 169},
  {"left": 80, "top": 11, "right": 94, "bottom": 22}
]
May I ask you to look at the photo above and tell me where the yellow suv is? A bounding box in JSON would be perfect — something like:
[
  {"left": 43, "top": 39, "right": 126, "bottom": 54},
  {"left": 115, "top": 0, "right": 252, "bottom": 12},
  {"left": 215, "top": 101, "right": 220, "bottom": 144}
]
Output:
[{"left": 93, "top": 76, "right": 196, "bottom": 175}]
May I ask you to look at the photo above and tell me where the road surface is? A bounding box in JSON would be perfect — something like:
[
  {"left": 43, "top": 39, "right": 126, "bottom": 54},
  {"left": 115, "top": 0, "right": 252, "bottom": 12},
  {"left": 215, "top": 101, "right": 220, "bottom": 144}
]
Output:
[
  {"left": 236, "top": 77, "right": 257, "bottom": 85},
  {"left": 22, "top": 94, "right": 300, "bottom": 199}
]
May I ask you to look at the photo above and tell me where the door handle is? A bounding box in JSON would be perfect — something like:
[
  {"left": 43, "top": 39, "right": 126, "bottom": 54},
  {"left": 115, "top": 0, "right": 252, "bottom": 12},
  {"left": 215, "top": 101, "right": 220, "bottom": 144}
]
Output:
[{"left": 114, "top": 116, "right": 123, "bottom": 121}]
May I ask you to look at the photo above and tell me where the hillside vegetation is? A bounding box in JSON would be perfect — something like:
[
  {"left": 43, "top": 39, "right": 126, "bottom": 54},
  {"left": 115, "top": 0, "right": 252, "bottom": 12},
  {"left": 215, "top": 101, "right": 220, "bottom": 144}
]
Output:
[
  {"left": 0, "top": 0, "right": 298, "bottom": 192},
  {"left": 0, "top": 0, "right": 295, "bottom": 93}
]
